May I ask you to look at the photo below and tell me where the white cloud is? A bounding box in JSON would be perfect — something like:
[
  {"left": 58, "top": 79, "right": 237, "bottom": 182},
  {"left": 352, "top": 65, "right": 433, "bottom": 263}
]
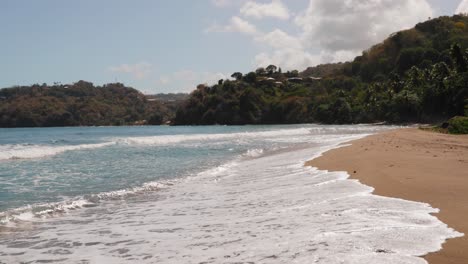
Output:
[
  {"left": 456, "top": 0, "right": 468, "bottom": 14},
  {"left": 240, "top": 0, "right": 290, "bottom": 20},
  {"left": 254, "top": 49, "right": 321, "bottom": 70},
  {"left": 210, "top": 0, "right": 436, "bottom": 71},
  {"left": 108, "top": 62, "right": 153, "bottom": 80},
  {"left": 157, "top": 70, "right": 229, "bottom": 92},
  {"left": 322, "top": 50, "right": 360, "bottom": 63},
  {"left": 253, "top": 29, "right": 317, "bottom": 69},
  {"left": 205, "top": 16, "right": 258, "bottom": 35},
  {"left": 255, "top": 29, "right": 302, "bottom": 50},
  {"left": 253, "top": 0, "right": 434, "bottom": 70},
  {"left": 295, "top": 0, "right": 433, "bottom": 53}
]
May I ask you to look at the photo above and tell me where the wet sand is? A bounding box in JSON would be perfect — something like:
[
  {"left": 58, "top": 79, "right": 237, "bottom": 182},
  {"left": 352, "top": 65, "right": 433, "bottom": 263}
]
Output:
[{"left": 307, "top": 128, "right": 468, "bottom": 264}]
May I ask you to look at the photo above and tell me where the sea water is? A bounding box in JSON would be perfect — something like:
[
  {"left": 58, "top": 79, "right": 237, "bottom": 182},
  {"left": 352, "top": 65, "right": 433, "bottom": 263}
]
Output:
[{"left": 0, "top": 125, "right": 462, "bottom": 263}]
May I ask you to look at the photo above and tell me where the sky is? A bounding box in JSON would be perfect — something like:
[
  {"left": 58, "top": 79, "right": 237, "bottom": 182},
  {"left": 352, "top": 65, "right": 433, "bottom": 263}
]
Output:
[{"left": 0, "top": 0, "right": 466, "bottom": 94}]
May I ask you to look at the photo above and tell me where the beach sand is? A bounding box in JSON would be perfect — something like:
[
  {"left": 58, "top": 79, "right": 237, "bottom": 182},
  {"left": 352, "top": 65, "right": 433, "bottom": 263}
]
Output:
[{"left": 307, "top": 128, "right": 468, "bottom": 264}]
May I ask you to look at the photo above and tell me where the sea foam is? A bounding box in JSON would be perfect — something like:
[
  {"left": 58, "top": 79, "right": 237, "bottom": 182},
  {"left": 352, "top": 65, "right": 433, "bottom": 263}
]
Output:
[
  {"left": 0, "top": 142, "right": 114, "bottom": 160},
  {"left": 115, "top": 127, "right": 313, "bottom": 146},
  {"left": 0, "top": 132, "right": 461, "bottom": 264},
  {"left": 0, "top": 180, "right": 176, "bottom": 225}
]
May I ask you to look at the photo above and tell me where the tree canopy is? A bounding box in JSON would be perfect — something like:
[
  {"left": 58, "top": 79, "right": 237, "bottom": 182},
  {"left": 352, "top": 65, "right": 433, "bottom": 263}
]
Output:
[
  {"left": 2, "top": 15, "right": 468, "bottom": 128},
  {"left": 175, "top": 15, "right": 468, "bottom": 125},
  {"left": 0, "top": 81, "right": 171, "bottom": 127}
]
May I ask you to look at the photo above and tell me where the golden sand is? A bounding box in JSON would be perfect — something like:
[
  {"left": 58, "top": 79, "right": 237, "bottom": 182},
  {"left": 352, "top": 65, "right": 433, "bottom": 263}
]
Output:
[{"left": 307, "top": 128, "right": 468, "bottom": 264}]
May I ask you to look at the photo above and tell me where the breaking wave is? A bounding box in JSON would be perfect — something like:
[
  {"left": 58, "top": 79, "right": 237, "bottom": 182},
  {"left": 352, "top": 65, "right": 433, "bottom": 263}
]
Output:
[
  {"left": 0, "top": 180, "right": 175, "bottom": 225},
  {"left": 115, "top": 128, "right": 312, "bottom": 145},
  {"left": 0, "top": 142, "right": 114, "bottom": 161}
]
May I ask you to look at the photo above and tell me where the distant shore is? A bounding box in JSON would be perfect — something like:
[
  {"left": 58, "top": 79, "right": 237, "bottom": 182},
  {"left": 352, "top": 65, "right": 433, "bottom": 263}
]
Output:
[{"left": 307, "top": 128, "right": 468, "bottom": 264}]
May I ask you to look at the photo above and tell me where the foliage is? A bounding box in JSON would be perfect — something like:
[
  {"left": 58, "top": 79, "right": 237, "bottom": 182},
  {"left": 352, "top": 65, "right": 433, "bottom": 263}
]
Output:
[
  {"left": 175, "top": 15, "right": 468, "bottom": 125},
  {"left": 301, "top": 63, "right": 348, "bottom": 78},
  {"left": 344, "top": 15, "right": 468, "bottom": 81},
  {"left": 3, "top": 16, "right": 468, "bottom": 128},
  {"left": 447, "top": 116, "right": 468, "bottom": 134},
  {"left": 0, "top": 81, "right": 170, "bottom": 127}
]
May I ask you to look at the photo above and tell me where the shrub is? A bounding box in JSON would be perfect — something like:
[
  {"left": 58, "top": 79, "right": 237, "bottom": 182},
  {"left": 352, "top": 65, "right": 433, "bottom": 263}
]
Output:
[{"left": 447, "top": 116, "right": 468, "bottom": 134}]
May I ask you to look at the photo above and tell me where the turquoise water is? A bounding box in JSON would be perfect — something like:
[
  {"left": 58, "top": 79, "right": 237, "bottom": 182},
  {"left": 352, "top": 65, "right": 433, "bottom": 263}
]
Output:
[
  {"left": 0, "top": 125, "right": 311, "bottom": 213},
  {"left": 0, "top": 125, "right": 462, "bottom": 263}
]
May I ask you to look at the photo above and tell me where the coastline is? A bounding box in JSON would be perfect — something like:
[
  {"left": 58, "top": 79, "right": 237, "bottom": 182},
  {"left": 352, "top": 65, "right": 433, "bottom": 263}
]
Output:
[{"left": 306, "top": 128, "right": 468, "bottom": 264}]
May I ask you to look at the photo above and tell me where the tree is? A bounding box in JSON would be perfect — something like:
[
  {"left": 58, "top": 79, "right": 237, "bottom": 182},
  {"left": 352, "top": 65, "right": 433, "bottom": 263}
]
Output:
[
  {"left": 244, "top": 72, "right": 257, "bottom": 83},
  {"left": 148, "top": 113, "right": 163, "bottom": 125},
  {"left": 239, "top": 88, "right": 263, "bottom": 124},
  {"left": 266, "top": 65, "right": 278, "bottom": 75},
  {"left": 285, "top": 70, "right": 299, "bottom": 78},
  {"left": 389, "top": 91, "right": 421, "bottom": 122},
  {"left": 255, "top": 67, "right": 267, "bottom": 76},
  {"left": 450, "top": 44, "right": 468, "bottom": 73},
  {"left": 0, "top": 82, "right": 170, "bottom": 127},
  {"left": 397, "top": 48, "right": 426, "bottom": 74},
  {"left": 231, "top": 72, "right": 243, "bottom": 81},
  {"left": 173, "top": 15, "right": 468, "bottom": 126}
]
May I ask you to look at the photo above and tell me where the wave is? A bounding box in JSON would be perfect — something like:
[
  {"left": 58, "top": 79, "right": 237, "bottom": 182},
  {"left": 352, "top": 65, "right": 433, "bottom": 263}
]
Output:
[
  {"left": 0, "top": 128, "right": 314, "bottom": 161},
  {"left": 0, "top": 180, "right": 176, "bottom": 225},
  {"left": 305, "top": 124, "right": 399, "bottom": 135},
  {"left": 243, "top": 148, "right": 264, "bottom": 158},
  {"left": 0, "top": 154, "right": 244, "bottom": 225},
  {"left": 0, "top": 142, "right": 114, "bottom": 161},
  {"left": 0, "top": 126, "right": 393, "bottom": 161},
  {"left": 1, "top": 129, "right": 458, "bottom": 264},
  {"left": 115, "top": 127, "right": 312, "bottom": 146}
]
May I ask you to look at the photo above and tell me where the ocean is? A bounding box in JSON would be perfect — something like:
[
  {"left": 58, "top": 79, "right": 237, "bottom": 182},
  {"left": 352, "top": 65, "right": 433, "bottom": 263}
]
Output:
[{"left": 0, "top": 125, "right": 461, "bottom": 263}]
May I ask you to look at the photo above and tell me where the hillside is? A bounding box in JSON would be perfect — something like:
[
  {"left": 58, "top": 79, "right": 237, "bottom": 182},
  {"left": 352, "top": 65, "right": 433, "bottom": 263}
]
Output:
[
  {"left": 0, "top": 81, "right": 170, "bottom": 127},
  {"left": 174, "top": 15, "right": 468, "bottom": 125},
  {"left": 145, "top": 93, "right": 189, "bottom": 123},
  {"left": 300, "top": 63, "right": 348, "bottom": 78},
  {"left": 2, "top": 16, "right": 467, "bottom": 128}
]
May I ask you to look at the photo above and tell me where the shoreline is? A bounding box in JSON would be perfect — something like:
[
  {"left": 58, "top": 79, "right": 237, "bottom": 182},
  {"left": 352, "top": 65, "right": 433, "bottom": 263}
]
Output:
[{"left": 307, "top": 128, "right": 468, "bottom": 264}]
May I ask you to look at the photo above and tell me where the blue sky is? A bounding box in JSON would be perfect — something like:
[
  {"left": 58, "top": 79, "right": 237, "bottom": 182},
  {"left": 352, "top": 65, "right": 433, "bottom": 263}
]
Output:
[{"left": 0, "top": 0, "right": 464, "bottom": 93}]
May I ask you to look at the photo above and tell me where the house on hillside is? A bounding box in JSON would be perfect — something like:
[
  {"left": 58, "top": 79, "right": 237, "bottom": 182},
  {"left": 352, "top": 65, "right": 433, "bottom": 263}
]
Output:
[
  {"left": 257, "top": 77, "right": 277, "bottom": 84},
  {"left": 304, "top": 76, "right": 322, "bottom": 83},
  {"left": 287, "top": 77, "right": 303, "bottom": 83}
]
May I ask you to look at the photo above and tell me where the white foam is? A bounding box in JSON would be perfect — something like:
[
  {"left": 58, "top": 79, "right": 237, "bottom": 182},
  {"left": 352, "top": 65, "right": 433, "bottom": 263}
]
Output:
[
  {"left": 0, "top": 131, "right": 461, "bottom": 264},
  {"left": 115, "top": 127, "right": 313, "bottom": 145},
  {"left": 0, "top": 126, "right": 384, "bottom": 161},
  {"left": 244, "top": 148, "right": 264, "bottom": 158},
  {"left": 0, "top": 142, "right": 114, "bottom": 160},
  {"left": 0, "top": 180, "right": 175, "bottom": 225},
  {"left": 0, "top": 199, "right": 95, "bottom": 225}
]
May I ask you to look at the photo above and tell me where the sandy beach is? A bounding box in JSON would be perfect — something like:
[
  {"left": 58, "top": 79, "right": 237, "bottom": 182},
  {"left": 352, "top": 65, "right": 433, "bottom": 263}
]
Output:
[{"left": 307, "top": 128, "right": 468, "bottom": 264}]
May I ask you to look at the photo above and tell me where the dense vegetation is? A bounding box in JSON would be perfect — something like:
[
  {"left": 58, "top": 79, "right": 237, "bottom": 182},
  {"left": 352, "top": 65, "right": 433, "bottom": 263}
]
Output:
[
  {"left": 175, "top": 15, "right": 468, "bottom": 125},
  {"left": 0, "top": 81, "right": 170, "bottom": 127},
  {"left": 145, "top": 93, "right": 189, "bottom": 123},
  {"left": 2, "top": 15, "right": 468, "bottom": 128},
  {"left": 147, "top": 93, "right": 189, "bottom": 102},
  {"left": 423, "top": 116, "right": 468, "bottom": 134},
  {"left": 447, "top": 116, "right": 468, "bottom": 134}
]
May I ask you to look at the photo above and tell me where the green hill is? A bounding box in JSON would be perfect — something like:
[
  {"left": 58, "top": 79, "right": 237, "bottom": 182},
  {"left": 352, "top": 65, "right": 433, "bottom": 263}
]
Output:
[
  {"left": 345, "top": 15, "right": 468, "bottom": 81},
  {"left": 2, "top": 16, "right": 467, "bottom": 128},
  {"left": 174, "top": 15, "right": 468, "bottom": 125},
  {"left": 0, "top": 81, "right": 170, "bottom": 127}
]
